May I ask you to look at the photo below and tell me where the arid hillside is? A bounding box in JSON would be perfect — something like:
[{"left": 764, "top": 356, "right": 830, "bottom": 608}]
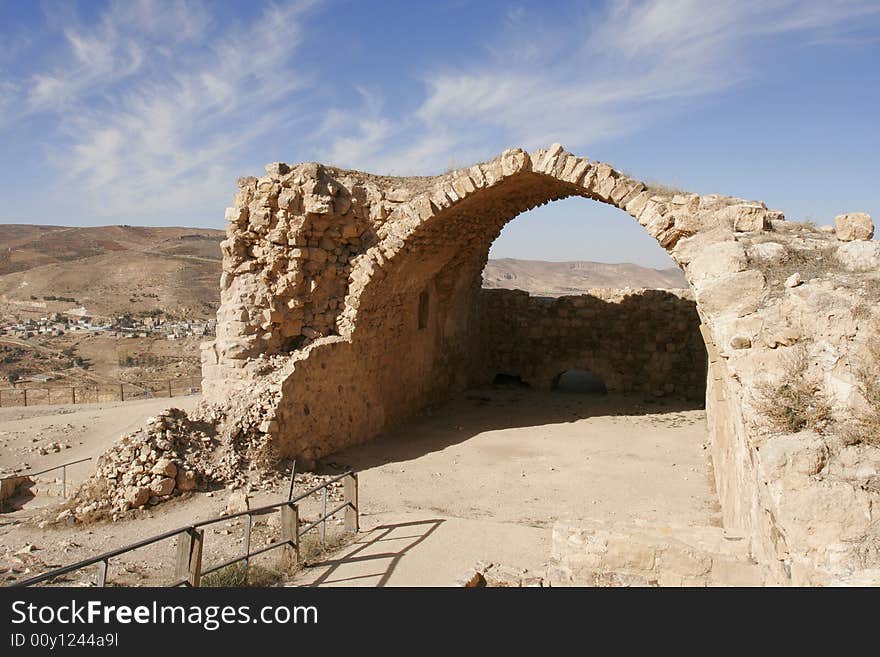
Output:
[
  {"left": 483, "top": 258, "right": 686, "bottom": 295},
  {"left": 0, "top": 224, "right": 223, "bottom": 320},
  {"left": 0, "top": 225, "right": 687, "bottom": 321}
]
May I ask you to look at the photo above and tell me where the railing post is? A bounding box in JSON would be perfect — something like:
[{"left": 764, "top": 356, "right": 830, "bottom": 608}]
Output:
[
  {"left": 97, "top": 559, "right": 108, "bottom": 587},
  {"left": 119, "top": 383, "right": 124, "bottom": 402},
  {"left": 287, "top": 460, "right": 297, "bottom": 501},
  {"left": 168, "top": 379, "right": 173, "bottom": 398},
  {"left": 62, "top": 465, "right": 66, "bottom": 499},
  {"left": 71, "top": 387, "right": 76, "bottom": 404},
  {"left": 344, "top": 473, "right": 359, "bottom": 533},
  {"left": 243, "top": 514, "right": 252, "bottom": 576},
  {"left": 320, "top": 487, "right": 328, "bottom": 547},
  {"left": 22, "top": 388, "right": 27, "bottom": 407},
  {"left": 281, "top": 503, "right": 299, "bottom": 569},
  {"left": 175, "top": 528, "right": 204, "bottom": 587}
]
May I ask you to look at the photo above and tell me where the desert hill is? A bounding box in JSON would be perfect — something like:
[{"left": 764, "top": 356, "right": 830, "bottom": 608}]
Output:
[
  {"left": 0, "top": 225, "right": 224, "bottom": 320},
  {"left": 0, "top": 225, "right": 687, "bottom": 321},
  {"left": 483, "top": 258, "right": 686, "bottom": 295}
]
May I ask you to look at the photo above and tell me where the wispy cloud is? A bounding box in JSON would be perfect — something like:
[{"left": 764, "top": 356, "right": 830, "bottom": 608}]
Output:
[
  {"left": 1, "top": 0, "right": 318, "bottom": 221},
  {"left": 321, "top": 0, "right": 880, "bottom": 174},
  {"left": 1, "top": 0, "right": 878, "bottom": 225}
]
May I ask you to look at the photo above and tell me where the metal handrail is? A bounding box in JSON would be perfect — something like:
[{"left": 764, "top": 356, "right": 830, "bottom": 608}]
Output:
[
  {"left": 1, "top": 456, "right": 93, "bottom": 482},
  {"left": 9, "top": 470, "right": 357, "bottom": 587}
]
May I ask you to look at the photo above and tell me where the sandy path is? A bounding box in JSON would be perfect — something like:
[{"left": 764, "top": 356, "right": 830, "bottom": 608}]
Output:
[
  {"left": 293, "top": 388, "right": 719, "bottom": 586},
  {"left": 0, "top": 395, "right": 201, "bottom": 488},
  {"left": 2, "top": 388, "right": 719, "bottom": 587}
]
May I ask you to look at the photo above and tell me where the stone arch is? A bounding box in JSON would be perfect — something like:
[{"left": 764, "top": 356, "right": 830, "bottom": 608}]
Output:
[
  {"left": 201, "top": 143, "right": 880, "bottom": 585},
  {"left": 205, "top": 143, "right": 778, "bottom": 461}
]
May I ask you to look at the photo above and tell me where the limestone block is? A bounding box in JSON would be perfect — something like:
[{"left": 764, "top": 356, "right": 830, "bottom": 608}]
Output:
[
  {"left": 501, "top": 148, "right": 530, "bottom": 176},
  {"left": 694, "top": 269, "right": 765, "bottom": 317},
  {"left": 729, "top": 204, "right": 770, "bottom": 232},
  {"left": 303, "top": 194, "right": 331, "bottom": 214},
  {"left": 834, "top": 212, "right": 873, "bottom": 241},
  {"left": 126, "top": 486, "right": 151, "bottom": 508},
  {"left": 748, "top": 242, "right": 787, "bottom": 264},
  {"left": 150, "top": 458, "right": 177, "bottom": 478},
  {"left": 226, "top": 490, "right": 250, "bottom": 515},
  {"left": 594, "top": 164, "right": 618, "bottom": 199},
  {"left": 150, "top": 477, "right": 175, "bottom": 496},
  {"left": 758, "top": 432, "right": 828, "bottom": 479},
  {"left": 659, "top": 545, "right": 712, "bottom": 577},
  {"left": 687, "top": 241, "right": 748, "bottom": 283},
  {"left": 709, "top": 557, "right": 765, "bottom": 586},
  {"left": 836, "top": 241, "right": 880, "bottom": 272},
  {"left": 604, "top": 537, "right": 656, "bottom": 571}
]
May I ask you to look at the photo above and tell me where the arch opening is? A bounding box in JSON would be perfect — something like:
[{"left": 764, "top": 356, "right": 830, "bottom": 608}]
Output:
[{"left": 553, "top": 369, "right": 608, "bottom": 395}]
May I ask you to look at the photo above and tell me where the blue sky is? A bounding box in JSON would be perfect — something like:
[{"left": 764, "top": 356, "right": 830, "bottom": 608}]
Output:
[{"left": 1, "top": 0, "right": 878, "bottom": 267}]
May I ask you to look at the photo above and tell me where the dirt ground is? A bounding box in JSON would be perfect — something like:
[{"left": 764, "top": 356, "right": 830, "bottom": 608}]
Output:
[
  {"left": 292, "top": 388, "right": 718, "bottom": 586},
  {"left": 0, "top": 388, "right": 718, "bottom": 587}
]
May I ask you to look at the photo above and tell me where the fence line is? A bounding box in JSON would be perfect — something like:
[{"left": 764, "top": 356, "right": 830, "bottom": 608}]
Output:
[
  {"left": 9, "top": 470, "right": 359, "bottom": 588},
  {"left": 0, "top": 377, "right": 202, "bottom": 408}
]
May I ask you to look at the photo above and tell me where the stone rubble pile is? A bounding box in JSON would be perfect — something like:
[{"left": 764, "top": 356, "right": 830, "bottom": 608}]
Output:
[{"left": 71, "top": 408, "right": 226, "bottom": 517}]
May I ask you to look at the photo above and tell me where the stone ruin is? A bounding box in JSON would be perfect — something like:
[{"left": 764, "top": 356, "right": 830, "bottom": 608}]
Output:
[{"left": 76, "top": 144, "right": 879, "bottom": 585}]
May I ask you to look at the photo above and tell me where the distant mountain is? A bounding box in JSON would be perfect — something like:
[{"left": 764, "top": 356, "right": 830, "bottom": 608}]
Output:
[
  {"left": 0, "top": 225, "right": 223, "bottom": 320},
  {"left": 482, "top": 258, "right": 687, "bottom": 296},
  {"left": 0, "top": 224, "right": 687, "bottom": 321}
]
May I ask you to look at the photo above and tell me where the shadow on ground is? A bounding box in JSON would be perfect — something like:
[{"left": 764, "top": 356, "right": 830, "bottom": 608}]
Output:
[
  {"left": 318, "top": 387, "right": 704, "bottom": 474},
  {"left": 294, "top": 519, "right": 445, "bottom": 587}
]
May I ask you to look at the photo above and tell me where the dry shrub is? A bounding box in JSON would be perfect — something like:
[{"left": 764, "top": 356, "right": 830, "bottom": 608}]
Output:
[
  {"left": 754, "top": 345, "right": 832, "bottom": 434},
  {"left": 201, "top": 562, "right": 285, "bottom": 587},
  {"left": 846, "top": 335, "right": 880, "bottom": 447},
  {"left": 645, "top": 181, "right": 684, "bottom": 196},
  {"left": 754, "top": 244, "right": 837, "bottom": 287}
]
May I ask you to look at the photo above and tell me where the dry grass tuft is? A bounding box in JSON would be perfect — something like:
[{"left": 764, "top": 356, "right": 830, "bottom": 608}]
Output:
[
  {"left": 753, "top": 244, "right": 838, "bottom": 287},
  {"left": 201, "top": 562, "right": 286, "bottom": 588},
  {"left": 200, "top": 526, "right": 354, "bottom": 587},
  {"left": 844, "top": 333, "right": 880, "bottom": 447},
  {"left": 754, "top": 345, "right": 832, "bottom": 434},
  {"left": 645, "top": 181, "right": 685, "bottom": 196}
]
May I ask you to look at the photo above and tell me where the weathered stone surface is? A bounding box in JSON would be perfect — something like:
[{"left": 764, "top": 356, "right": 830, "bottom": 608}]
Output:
[
  {"left": 226, "top": 490, "right": 250, "bottom": 515},
  {"left": 72, "top": 144, "right": 880, "bottom": 587},
  {"left": 836, "top": 241, "right": 880, "bottom": 271},
  {"left": 476, "top": 288, "right": 705, "bottom": 400},
  {"left": 694, "top": 269, "right": 766, "bottom": 317},
  {"left": 150, "top": 459, "right": 177, "bottom": 478},
  {"left": 729, "top": 204, "right": 770, "bottom": 232},
  {"left": 150, "top": 477, "right": 175, "bottom": 497},
  {"left": 834, "top": 212, "right": 874, "bottom": 241},
  {"left": 748, "top": 242, "right": 787, "bottom": 264}
]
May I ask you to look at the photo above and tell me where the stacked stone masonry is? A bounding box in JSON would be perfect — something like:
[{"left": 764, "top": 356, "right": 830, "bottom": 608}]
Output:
[
  {"left": 474, "top": 288, "right": 706, "bottom": 400},
  {"left": 76, "top": 143, "right": 880, "bottom": 586},
  {"left": 194, "top": 144, "right": 880, "bottom": 586}
]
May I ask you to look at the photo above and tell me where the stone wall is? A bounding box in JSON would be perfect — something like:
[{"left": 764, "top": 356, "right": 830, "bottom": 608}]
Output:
[
  {"left": 75, "top": 143, "right": 880, "bottom": 585},
  {"left": 472, "top": 288, "right": 706, "bottom": 400},
  {"left": 191, "top": 145, "right": 880, "bottom": 584}
]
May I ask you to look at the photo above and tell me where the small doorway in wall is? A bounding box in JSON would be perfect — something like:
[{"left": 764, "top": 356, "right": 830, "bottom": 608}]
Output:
[
  {"left": 492, "top": 373, "right": 531, "bottom": 388},
  {"left": 553, "top": 369, "right": 608, "bottom": 395}
]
